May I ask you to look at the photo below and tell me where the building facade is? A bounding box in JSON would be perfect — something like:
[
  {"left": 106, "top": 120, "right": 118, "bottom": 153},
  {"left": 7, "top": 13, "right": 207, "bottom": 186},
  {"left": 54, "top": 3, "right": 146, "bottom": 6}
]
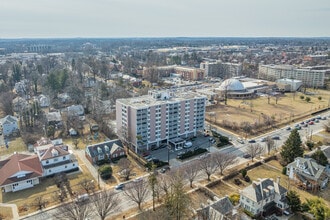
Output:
[
  {"left": 116, "top": 90, "right": 206, "bottom": 153},
  {"left": 200, "top": 61, "right": 242, "bottom": 78},
  {"left": 258, "top": 64, "right": 326, "bottom": 88}
]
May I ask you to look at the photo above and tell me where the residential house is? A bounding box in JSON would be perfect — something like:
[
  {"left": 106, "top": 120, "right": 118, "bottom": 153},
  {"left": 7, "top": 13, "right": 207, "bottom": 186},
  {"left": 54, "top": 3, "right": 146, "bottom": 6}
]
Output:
[
  {"left": 12, "top": 96, "right": 29, "bottom": 113},
  {"left": 0, "top": 153, "right": 43, "bottom": 192},
  {"left": 37, "top": 94, "right": 50, "bottom": 107},
  {"left": 239, "top": 178, "right": 288, "bottom": 216},
  {"left": 85, "top": 139, "right": 125, "bottom": 165},
  {"left": 286, "top": 157, "right": 329, "bottom": 190},
  {"left": 0, "top": 115, "right": 19, "bottom": 136},
  {"left": 46, "top": 111, "right": 63, "bottom": 128},
  {"left": 67, "top": 104, "right": 85, "bottom": 120},
  {"left": 35, "top": 143, "right": 78, "bottom": 177},
  {"left": 196, "top": 196, "right": 238, "bottom": 220}
]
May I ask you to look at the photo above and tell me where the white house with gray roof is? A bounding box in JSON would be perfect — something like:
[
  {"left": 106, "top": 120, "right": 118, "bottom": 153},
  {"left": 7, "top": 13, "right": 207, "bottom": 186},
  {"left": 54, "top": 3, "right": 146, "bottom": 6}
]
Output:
[
  {"left": 196, "top": 196, "right": 238, "bottom": 220},
  {"left": 239, "top": 178, "right": 288, "bottom": 216},
  {"left": 286, "top": 157, "right": 329, "bottom": 190}
]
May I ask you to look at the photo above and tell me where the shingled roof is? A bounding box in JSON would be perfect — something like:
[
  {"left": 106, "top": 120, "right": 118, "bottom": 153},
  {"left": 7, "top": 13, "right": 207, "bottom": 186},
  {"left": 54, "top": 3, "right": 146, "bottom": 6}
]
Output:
[
  {"left": 37, "top": 145, "right": 70, "bottom": 161},
  {"left": 241, "top": 178, "right": 287, "bottom": 203},
  {"left": 86, "top": 139, "right": 123, "bottom": 157},
  {"left": 0, "top": 153, "right": 43, "bottom": 186}
]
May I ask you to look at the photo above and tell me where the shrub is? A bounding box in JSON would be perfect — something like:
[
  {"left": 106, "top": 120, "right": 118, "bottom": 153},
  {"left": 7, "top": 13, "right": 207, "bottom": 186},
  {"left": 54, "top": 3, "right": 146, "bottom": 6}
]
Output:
[
  {"left": 145, "top": 160, "right": 169, "bottom": 169},
  {"left": 244, "top": 175, "right": 250, "bottom": 182},
  {"left": 282, "top": 166, "right": 287, "bottom": 175},
  {"left": 241, "top": 169, "right": 247, "bottom": 178},
  {"left": 177, "top": 148, "right": 207, "bottom": 160},
  {"left": 229, "top": 194, "right": 240, "bottom": 205},
  {"left": 306, "top": 141, "right": 314, "bottom": 151},
  {"left": 98, "top": 164, "right": 112, "bottom": 180}
]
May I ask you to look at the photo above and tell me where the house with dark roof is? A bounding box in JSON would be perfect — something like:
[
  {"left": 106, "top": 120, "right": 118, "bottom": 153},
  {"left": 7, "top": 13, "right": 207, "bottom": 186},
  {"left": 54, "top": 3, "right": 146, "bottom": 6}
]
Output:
[
  {"left": 286, "top": 157, "right": 329, "bottom": 191},
  {"left": 35, "top": 144, "right": 78, "bottom": 177},
  {"left": 0, "top": 115, "right": 19, "bottom": 136},
  {"left": 85, "top": 139, "right": 125, "bottom": 165},
  {"left": 46, "top": 111, "right": 63, "bottom": 128},
  {"left": 196, "top": 196, "right": 238, "bottom": 220},
  {"left": 239, "top": 178, "right": 288, "bottom": 217},
  {"left": 0, "top": 153, "right": 43, "bottom": 192}
]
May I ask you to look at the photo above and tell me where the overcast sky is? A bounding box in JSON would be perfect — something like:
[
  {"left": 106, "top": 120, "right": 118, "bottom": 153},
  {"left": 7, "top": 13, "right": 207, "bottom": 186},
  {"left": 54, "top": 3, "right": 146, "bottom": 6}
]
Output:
[{"left": 1, "top": 0, "right": 329, "bottom": 38}]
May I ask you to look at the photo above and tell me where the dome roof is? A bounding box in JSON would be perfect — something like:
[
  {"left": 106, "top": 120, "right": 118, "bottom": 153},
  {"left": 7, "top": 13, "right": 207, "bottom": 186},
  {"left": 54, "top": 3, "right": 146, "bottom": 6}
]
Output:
[{"left": 219, "top": 78, "right": 245, "bottom": 91}]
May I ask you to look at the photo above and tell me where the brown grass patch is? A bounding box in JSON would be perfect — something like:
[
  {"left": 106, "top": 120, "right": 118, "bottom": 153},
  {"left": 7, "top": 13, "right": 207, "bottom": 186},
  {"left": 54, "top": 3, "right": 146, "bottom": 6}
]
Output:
[
  {"left": 208, "top": 181, "right": 239, "bottom": 198},
  {"left": 206, "top": 89, "right": 330, "bottom": 137},
  {"left": 266, "top": 159, "right": 284, "bottom": 170},
  {"left": 0, "top": 206, "right": 13, "bottom": 220},
  {"left": 0, "top": 137, "right": 27, "bottom": 156},
  {"left": 188, "top": 189, "right": 215, "bottom": 210}
]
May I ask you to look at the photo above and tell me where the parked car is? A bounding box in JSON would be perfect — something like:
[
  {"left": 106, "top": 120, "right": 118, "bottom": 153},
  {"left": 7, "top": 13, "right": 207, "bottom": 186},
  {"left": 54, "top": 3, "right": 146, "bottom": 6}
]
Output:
[
  {"left": 184, "top": 141, "right": 192, "bottom": 148},
  {"left": 308, "top": 121, "right": 314, "bottom": 125},
  {"left": 248, "top": 139, "right": 256, "bottom": 143},
  {"left": 237, "top": 139, "right": 244, "bottom": 144},
  {"left": 160, "top": 166, "right": 170, "bottom": 173},
  {"left": 243, "top": 154, "right": 251, "bottom": 158},
  {"left": 286, "top": 127, "right": 291, "bottom": 131},
  {"left": 115, "top": 183, "right": 125, "bottom": 190},
  {"left": 272, "top": 136, "right": 280, "bottom": 140},
  {"left": 75, "top": 193, "right": 89, "bottom": 203}
]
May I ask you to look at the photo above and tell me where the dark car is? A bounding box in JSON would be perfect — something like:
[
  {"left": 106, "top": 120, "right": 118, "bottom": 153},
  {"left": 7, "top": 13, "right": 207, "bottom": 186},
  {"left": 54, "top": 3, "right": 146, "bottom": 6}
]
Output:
[
  {"left": 248, "top": 139, "right": 256, "bottom": 143},
  {"left": 272, "top": 136, "right": 280, "bottom": 140},
  {"left": 243, "top": 154, "right": 251, "bottom": 158}
]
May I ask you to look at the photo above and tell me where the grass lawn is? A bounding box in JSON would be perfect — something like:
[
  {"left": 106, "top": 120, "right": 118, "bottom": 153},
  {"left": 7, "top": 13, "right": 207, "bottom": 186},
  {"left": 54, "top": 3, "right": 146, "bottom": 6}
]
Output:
[
  {"left": 0, "top": 206, "right": 13, "bottom": 220},
  {"left": 0, "top": 137, "right": 27, "bottom": 157},
  {"left": 208, "top": 181, "right": 239, "bottom": 198},
  {"left": 266, "top": 159, "right": 284, "bottom": 170}
]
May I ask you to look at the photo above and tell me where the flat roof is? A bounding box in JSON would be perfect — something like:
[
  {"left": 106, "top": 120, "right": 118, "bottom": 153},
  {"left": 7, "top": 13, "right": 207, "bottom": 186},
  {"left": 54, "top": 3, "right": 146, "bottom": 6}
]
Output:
[{"left": 117, "top": 91, "right": 206, "bottom": 108}]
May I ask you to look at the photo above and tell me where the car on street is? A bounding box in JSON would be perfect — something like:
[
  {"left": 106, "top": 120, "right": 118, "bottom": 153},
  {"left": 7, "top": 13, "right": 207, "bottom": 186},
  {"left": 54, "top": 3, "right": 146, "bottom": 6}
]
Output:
[
  {"left": 308, "top": 121, "right": 314, "bottom": 125},
  {"left": 248, "top": 139, "right": 256, "bottom": 143},
  {"left": 115, "top": 183, "right": 125, "bottom": 190},
  {"left": 133, "top": 177, "right": 143, "bottom": 182},
  {"left": 184, "top": 141, "right": 192, "bottom": 149},
  {"left": 286, "top": 127, "right": 291, "bottom": 131},
  {"left": 271, "top": 136, "right": 280, "bottom": 140},
  {"left": 243, "top": 153, "right": 251, "bottom": 158},
  {"left": 260, "top": 137, "right": 267, "bottom": 142},
  {"left": 237, "top": 139, "right": 244, "bottom": 144}
]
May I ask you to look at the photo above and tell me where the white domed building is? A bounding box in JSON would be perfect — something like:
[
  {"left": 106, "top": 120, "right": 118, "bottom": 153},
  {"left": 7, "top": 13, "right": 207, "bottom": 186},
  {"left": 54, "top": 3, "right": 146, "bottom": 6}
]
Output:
[{"left": 217, "top": 78, "right": 255, "bottom": 99}]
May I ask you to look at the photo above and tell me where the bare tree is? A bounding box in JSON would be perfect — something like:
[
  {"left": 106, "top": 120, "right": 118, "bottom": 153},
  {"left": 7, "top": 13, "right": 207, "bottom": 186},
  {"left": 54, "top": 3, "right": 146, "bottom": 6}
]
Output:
[
  {"left": 124, "top": 179, "right": 150, "bottom": 210},
  {"left": 265, "top": 136, "right": 275, "bottom": 154},
  {"left": 33, "top": 196, "right": 48, "bottom": 211},
  {"left": 117, "top": 158, "right": 133, "bottom": 181},
  {"left": 91, "top": 190, "right": 119, "bottom": 220},
  {"left": 213, "top": 152, "right": 238, "bottom": 175},
  {"left": 52, "top": 190, "right": 66, "bottom": 203},
  {"left": 246, "top": 143, "right": 264, "bottom": 162},
  {"left": 79, "top": 178, "right": 95, "bottom": 194},
  {"left": 54, "top": 201, "right": 93, "bottom": 220},
  {"left": 0, "top": 91, "right": 14, "bottom": 115},
  {"left": 182, "top": 161, "right": 200, "bottom": 188},
  {"left": 199, "top": 155, "right": 217, "bottom": 181},
  {"left": 157, "top": 174, "right": 172, "bottom": 196}
]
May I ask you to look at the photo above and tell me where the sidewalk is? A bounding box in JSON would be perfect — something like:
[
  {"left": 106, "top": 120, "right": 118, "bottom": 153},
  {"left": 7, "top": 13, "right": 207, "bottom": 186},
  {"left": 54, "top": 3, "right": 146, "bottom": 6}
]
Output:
[{"left": 0, "top": 203, "right": 19, "bottom": 220}]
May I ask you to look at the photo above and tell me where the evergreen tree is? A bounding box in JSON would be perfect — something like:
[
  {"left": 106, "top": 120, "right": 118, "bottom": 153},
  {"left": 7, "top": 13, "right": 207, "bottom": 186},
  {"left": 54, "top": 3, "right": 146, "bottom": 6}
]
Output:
[
  {"left": 280, "top": 129, "right": 303, "bottom": 164},
  {"left": 286, "top": 190, "right": 301, "bottom": 212},
  {"left": 311, "top": 149, "right": 328, "bottom": 166}
]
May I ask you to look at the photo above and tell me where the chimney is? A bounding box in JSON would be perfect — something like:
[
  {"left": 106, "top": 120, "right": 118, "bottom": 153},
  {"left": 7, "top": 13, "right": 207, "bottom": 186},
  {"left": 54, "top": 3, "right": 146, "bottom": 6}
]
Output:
[{"left": 276, "top": 176, "right": 280, "bottom": 184}]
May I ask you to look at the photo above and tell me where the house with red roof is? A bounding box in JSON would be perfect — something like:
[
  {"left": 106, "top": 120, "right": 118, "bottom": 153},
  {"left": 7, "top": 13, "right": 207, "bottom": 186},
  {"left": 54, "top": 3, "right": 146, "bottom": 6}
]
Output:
[{"left": 0, "top": 153, "right": 43, "bottom": 192}]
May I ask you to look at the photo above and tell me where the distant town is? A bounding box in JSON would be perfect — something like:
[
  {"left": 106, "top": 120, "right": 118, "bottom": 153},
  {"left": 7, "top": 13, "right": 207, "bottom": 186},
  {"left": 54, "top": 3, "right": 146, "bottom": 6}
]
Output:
[{"left": 0, "top": 37, "right": 330, "bottom": 220}]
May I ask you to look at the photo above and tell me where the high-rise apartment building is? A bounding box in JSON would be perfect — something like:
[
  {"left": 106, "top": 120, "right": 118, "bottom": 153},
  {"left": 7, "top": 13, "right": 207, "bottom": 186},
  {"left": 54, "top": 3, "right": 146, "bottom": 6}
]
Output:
[
  {"left": 258, "top": 64, "right": 326, "bottom": 88},
  {"left": 116, "top": 90, "right": 206, "bottom": 153}
]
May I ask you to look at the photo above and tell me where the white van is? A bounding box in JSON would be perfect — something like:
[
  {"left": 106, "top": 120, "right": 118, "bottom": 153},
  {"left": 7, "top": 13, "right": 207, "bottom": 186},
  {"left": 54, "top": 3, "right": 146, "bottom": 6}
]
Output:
[
  {"left": 76, "top": 193, "right": 89, "bottom": 203},
  {"left": 184, "top": 141, "right": 192, "bottom": 148}
]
